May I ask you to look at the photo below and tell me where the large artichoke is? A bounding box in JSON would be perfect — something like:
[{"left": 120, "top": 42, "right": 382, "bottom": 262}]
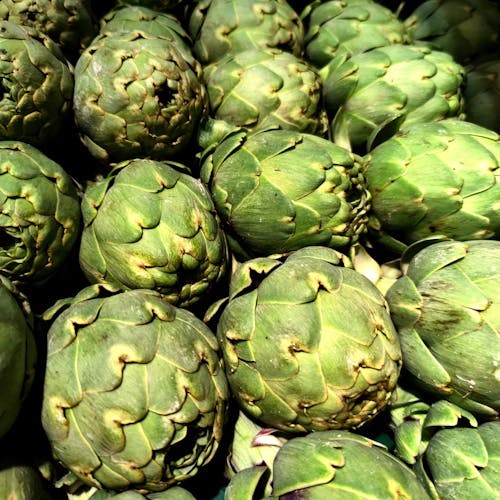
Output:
[
  {"left": 208, "top": 246, "right": 402, "bottom": 433},
  {"left": 386, "top": 238, "right": 500, "bottom": 418},
  {"left": 321, "top": 43, "right": 465, "bottom": 153},
  {"left": 364, "top": 119, "right": 500, "bottom": 254},
  {"left": 200, "top": 127, "right": 370, "bottom": 259},
  {"left": 73, "top": 29, "right": 207, "bottom": 165},
  {"left": 203, "top": 48, "right": 328, "bottom": 136},
  {"left": 404, "top": 0, "right": 500, "bottom": 64},
  {"left": 79, "top": 158, "right": 228, "bottom": 308},
  {"left": 189, "top": 0, "right": 304, "bottom": 65},
  {"left": 226, "top": 430, "right": 430, "bottom": 499},
  {"left": 41, "top": 284, "right": 229, "bottom": 493},
  {"left": 0, "top": 275, "right": 36, "bottom": 439},
  {"left": 0, "top": 141, "right": 81, "bottom": 285},
  {"left": 0, "top": 21, "right": 74, "bottom": 147},
  {"left": 301, "top": 0, "right": 409, "bottom": 69}
]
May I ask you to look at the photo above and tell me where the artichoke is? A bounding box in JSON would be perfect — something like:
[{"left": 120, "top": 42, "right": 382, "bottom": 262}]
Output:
[
  {"left": 463, "top": 56, "right": 500, "bottom": 133},
  {"left": 0, "top": 141, "right": 81, "bottom": 285},
  {"left": 0, "top": 275, "right": 36, "bottom": 439},
  {"left": 208, "top": 246, "right": 402, "bottom": 433},
  {"left": 364, "top": 119, "right": 500, "bottom": 254},
  {"left": 200, "top": 127, "right": 370, "bottom": 259},
  {"left": 301, "top": 0, "right": 409, "bottom": 69},
  {"left": 405, "top": 0, "right": 500, "bottom": 64},
  {"left": 203, "top": 48, "right": 327, "bottom": 136},
  {"left": 226, "top": 430, "right": 430, "bottom": 499},
  {"left": 0, "top": 21, "right": 74, "bottom": 147},
  {"left": 79, "top": 158, "right": 228, "bottom": 308},
  {"left": 189, "top": 0, "right": 304, "bottom": 65},
  {"left": 99, "top": 5, "right": 193, "bottom": 56},
  {"left": 0, "top": 460, "right": 53, "bottom": 500},
  {"left": 385, "top": 238, "right": 500, "bottom": 417},
  {"left": 41, "top": 284, "right": 229, "bottom": 493},
  {"left": 0, "top": 0, "right": 97, "bottom": 62},
  {"left": 73, "top": 29, "right": 207, "bottom": 165},
  {"left": 320, "top": 43, "right": 465, "bottom": 153}
]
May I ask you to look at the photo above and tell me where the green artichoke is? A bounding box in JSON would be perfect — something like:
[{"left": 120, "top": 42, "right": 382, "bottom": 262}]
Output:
[
  {"left": 208, "top": 246, "right": 402, "bottom": 433},
  {"left": 321, "top": 44, "right": 465, "bottom": 153},
  {"left": 79, "top": 158, "right": 228, "bottom": 308},
  {"left": 364, "top": 119, "right": 500, "bottom": 254},
  {"left": 73, "top": 29, "right": 207, "bottom": 165},
  {"left": 302, "top": 0, "right": 409, "bottom": 69},
  {"left": 189, "top": 0, "right": 304, "bottom": 65},
  {"left": 226, "top": 430, "right": 430, "bottom": 499},
  {"left": 0, "top": 21, "right": 74, "bottom": 147},
  {"left": 405, "top": 0, "right": 500, "bottom": 64},
  {"left": 464, "top": 56, "right": 500, "bottom": 133},
  {"left": 41, "top": 284, "right": 229, "bottom": 493},
  {"left": 203, "top": 48, "right": 327, "bottom": 136},
  {"left": 386, "top": 238, "right": 500, "bottom": 417},
  {"left": 0, "top": 459, "right": 53, "bottom": 500},
  {"left": 0, "top": 0, "right": 97, "bottom": 62},
  {"left": 0, "top": 141, "right": 81, "bottom": 285},
  {"left": 200, "top": 127, "right": 370, "bottom": 259},
  {"left": 99, "top": 5, "right": 193, "bottom": 56},
  {"left": 0, "top": 275, "right": 36, "bottom": 439}
]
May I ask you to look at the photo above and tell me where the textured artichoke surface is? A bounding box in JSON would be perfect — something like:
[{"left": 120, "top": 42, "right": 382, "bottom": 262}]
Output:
[
  {"left": 213, "top": 246, "right": 402, "bottom": 433},
  {"left": 41, "top": 285, "right": 229, "bottom": 492},
  {"left": 79, "top": 158, "right": 228, "bottom": 308},
  {"left": 200, "top": 127, "right": 370, "bottom": 258}
]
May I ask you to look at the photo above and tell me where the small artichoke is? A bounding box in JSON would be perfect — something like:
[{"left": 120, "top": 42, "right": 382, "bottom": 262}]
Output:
[
  {"left": 189, "top": 0, "right": 304, "bottom": 65},
  {"left": 0, "top": 21, "right": 74, "bottom": 147},
  {"left": 0, "top": 141, "right": 81, "bottom": 285},
  {"left": 405, "top": 0, "right": 500, "bottom": 64},
  {"left": 386, "top": 238, "right": 500, "bottom": 417},
  {"left": 200, "top": 127, "right": 370, "bottom": 259},
  {"left": 73, "top": 29, "right": 207, "bottom": 165},
  {"left": 302, "top": 0, "right": 409, "bottom": 69},
  {"left": 0, "top": 275, "right": 36, "bottom": 439},
  {"left": 364, "top": 119, "right": 500, "bottom": 253},
  {"left": 41, "top": 284, "right": 229, "bottom": 493},
  {"left": 321, "top": 44, "right": 466, "bottom": 152},
  {"left": 203, "top": 48, "right": 328, "bottom": 136},
  {"left": 79, "top": 158, "right": 228, "bottom": 308},
  {"left": 209, "top": 246, "right": 402, "bottom": 433},
  {"left": 226, "top": 430, "right": 430, "bottom": 499}
]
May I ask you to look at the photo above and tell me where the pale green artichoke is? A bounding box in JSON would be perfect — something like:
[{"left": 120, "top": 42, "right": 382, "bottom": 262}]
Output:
[
  {"left": 208, "top": 246, "right": 402, "bottom": 433},
  {"left": 41, "top": 284, "right": 229, "bottom": 493},
  {"left": 79, "top": 158, "right": 228, "bottom": 308},
  {"left": 386, "top": 238, "right": 500, "bottom": 418}
]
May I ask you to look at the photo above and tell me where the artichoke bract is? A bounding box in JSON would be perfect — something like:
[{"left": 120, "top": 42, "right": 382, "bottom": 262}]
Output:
[
  {"left": 0, "top": 21, "right": 74, "bottom": 148},
  {"left": 41, "top": 284, "right": 229, "bottom": 493},
  {"left": 0, "top": 0, "right": 97, "bottom": 62},
  {"left": 364, "top": 119, "right": 500, "bottom": 253},
  {"left": 203, "top": 48, "right": 328, "bottom": 136},
  {"left": 386, "top": 238, "right": 500, "bottom": 418},
  {"left": 210, "top": 246, "right": 402, "bottom": 433},
  {"left": 79, "top": 158, "right": 228, "bottom": 308},
  {"left": 0, "top": 141, "right": 81, "bottom": 285},
  {"left": 200, "top": 127, "right": 370, "bottom": 259},
  {"left": 226, "top": 430, "right": 430, "bottom": 499},
  {"left": 0, "top": 275, "right": 36, "bottom": 439},
  {"left": 302, "top": 0, "right": 409, "bottom": 69},
  {"left": 321, "top": 44, "right": 465, "bottom": 153},
  {"left": 405, "top": 0, "right": 500, "bottom": 64},
  {"left": 189, "top": 0, "right": 304, "bottom": 65},
  {"left": 73, "top": 29, "right": 207, "bottom": 165}
]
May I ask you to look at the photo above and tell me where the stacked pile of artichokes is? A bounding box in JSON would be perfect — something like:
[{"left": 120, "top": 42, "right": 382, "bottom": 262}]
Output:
[{"left": 0, "top": 0, "right": 499, "bottom": 499}]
